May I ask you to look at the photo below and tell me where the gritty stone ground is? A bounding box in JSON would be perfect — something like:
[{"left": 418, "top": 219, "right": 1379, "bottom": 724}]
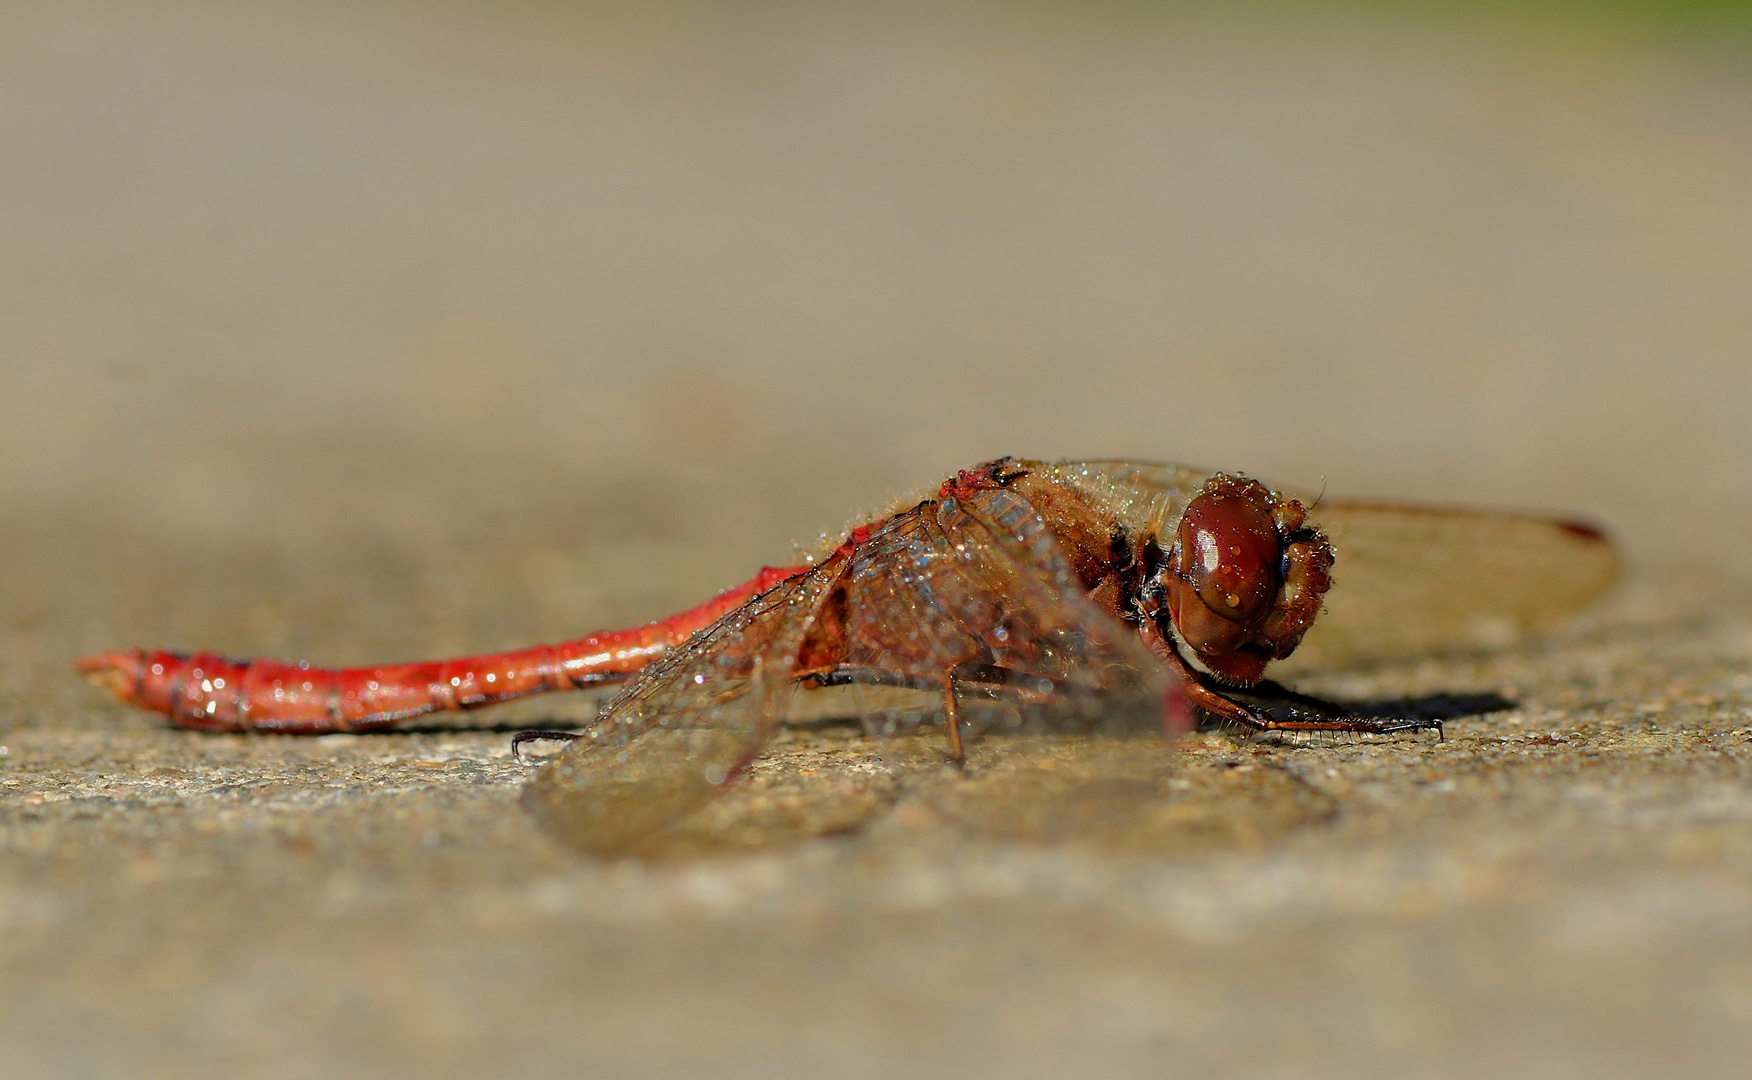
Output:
[
  {"left": 5, "top": 2, "right": 1752, "bottom": 1077},
  {"left": 7, "top": 512, "right": 1752, "bottom": 1076}
]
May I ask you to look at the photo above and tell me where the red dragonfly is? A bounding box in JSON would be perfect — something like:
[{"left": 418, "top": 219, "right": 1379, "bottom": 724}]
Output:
[{"left": 78, "top": 459, "right": 1616, "bottom": 852}]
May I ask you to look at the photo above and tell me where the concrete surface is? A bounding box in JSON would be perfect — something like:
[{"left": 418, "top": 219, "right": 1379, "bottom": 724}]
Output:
[{"left": 4, "top": 2, "right": 1752, "bottom": 1076}]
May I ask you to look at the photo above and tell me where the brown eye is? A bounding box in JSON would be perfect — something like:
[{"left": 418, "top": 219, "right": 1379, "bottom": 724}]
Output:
[{"left": 1176, "top": 487, "right": 1280, "bottom": 624}]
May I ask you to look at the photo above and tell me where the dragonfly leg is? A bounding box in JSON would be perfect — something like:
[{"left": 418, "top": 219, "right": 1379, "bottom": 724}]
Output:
[
  {"left": 1141, "top": 622, "right": 1445, "bottom": 741},
  {"left": 807, "top": 664, "right": 1045, "bottom": 763},
  {"left": 809, "top": 663, "right": 1110, "bottom": 762},
  {"left": 808, "top": 663, "right": 1066, "bottom": 702},
  {"left": 942, "top": 673, "right": 964, "bottom": 766},
  {"left": 510, "top": 729, "right": 583, "bottom": 763}
]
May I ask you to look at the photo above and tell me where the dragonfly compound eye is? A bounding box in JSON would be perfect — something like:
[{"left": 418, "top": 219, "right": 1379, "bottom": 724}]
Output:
[{"left": 1167, "top": 476, "right": 1281, "bottom": 652}]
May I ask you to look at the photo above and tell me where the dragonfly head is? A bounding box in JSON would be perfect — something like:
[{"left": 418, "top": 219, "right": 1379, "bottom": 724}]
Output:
[{"left": 1160, "top": 474, "right": 1334, "bottom": 685}]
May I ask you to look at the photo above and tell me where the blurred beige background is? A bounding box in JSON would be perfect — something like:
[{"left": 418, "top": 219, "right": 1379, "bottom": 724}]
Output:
[
  {"left": 4, "top": 2, "right": 1752, "bottom": 1077},
  {"left": 5, "top": 2, "right": 1750, "bottom": 589}
]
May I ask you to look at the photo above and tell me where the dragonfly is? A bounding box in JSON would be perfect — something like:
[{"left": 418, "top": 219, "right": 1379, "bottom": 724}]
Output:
[{"left": 77, "top": 458, "right": 1617, "bottom": 854}]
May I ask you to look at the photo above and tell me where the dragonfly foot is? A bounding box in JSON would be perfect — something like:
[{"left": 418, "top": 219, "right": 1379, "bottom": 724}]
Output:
[{"left": 511, "top": 729, "right": 582, "bottom": 763}]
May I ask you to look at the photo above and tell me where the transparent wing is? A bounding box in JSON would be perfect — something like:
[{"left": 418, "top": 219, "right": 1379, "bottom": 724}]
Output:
[
  {"left": 523, "top": 556, "right": 849, "bottom": 856},
  {"left": 949, "top": 485, "right": 1174, "bottom": 718},
  {"left": 834, "top": 487, "right": 1178, "bottom": 742},
  {"left": 846, "top": 486, "right": 1188, "bottom": 840},
  {"left": 1280, "top": 501, "right": 1619, "bottom": 671},
  {"left": 1031, "top": 459, "right": 1618, "bottom": 669}
]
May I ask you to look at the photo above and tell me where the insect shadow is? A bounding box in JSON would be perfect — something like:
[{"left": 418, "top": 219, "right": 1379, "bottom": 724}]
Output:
[{"left": 345, "top": 720, "right": 559, "bottom": 738}]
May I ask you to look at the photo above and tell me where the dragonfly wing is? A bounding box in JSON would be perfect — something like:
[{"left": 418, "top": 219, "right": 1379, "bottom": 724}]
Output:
[
  {"left": 1031, "top": 460, "right": 1618, "bottom": 669},
  {"left": 523, "top": 555, "right": 850, "bottom": 856},
  {"left": 1280, "top": 501, "right": 1619, "bottom": 670},
  {"left": 874, "top": 486, "right": 1190, "bottom": 841},
  {"left": 837, "top": 486, "right": 1178, "bottom": 739}
]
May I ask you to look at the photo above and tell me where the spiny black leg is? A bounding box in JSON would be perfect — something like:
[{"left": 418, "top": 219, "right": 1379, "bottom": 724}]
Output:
[
  {"left": 807, "top": 666, "right": 938, "bottom": 692},
  {"left": 809, "top": 663, "right": 1086, "bottom": 702},
  {"left": 510, "top": 729, "right": 582, "bottom": 762},
  {"left": 1145, "top": 623, "right": 1447, "bottom": 741},
  {"left": 1246, "top": 714, "right": 1446, "bottom": 741}
]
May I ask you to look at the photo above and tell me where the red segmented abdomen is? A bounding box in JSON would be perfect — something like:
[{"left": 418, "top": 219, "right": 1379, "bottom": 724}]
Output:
[{"left": 76, "top": 564, "right": 807, "bottom": 733}]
